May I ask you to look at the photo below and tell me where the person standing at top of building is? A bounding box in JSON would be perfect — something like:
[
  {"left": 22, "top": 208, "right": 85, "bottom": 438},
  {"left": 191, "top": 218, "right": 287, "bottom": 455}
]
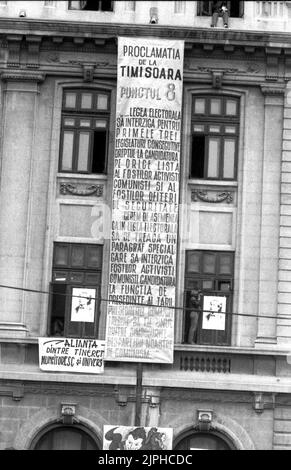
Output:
[{"left": 211, "top": 1, "right": 229, "bottom": 28}]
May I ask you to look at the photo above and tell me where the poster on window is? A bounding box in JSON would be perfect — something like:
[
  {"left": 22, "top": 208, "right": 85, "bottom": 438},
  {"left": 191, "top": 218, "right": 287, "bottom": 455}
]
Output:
[
  {"left": 202, "top": 296, "right": 227, "bottom": 330},
  {"left": 105, "top": 36, "right": 184, "bottom": 364},
  {"left": 71, "top": 288, "right": 96, "bottom": 323},
  {"left": 103, "top": 425, "right": 173, "bottom": 451},
  {"left": 38, "top": 337, "right": 105, "bottom": 374}
]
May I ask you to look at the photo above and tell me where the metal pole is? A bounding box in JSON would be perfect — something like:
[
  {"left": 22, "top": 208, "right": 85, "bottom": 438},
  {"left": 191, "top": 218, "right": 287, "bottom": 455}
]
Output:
[{"left": 135, "top": 362, "right": 143, "bottom": 426}]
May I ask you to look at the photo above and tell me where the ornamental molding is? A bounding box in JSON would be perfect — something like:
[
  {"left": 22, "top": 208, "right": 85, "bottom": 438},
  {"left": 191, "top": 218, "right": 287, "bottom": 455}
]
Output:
[
  {"left": 1, "top": 71, "right": 45, "bottom": 82},
  {"left": 191, "top": 189, "right": 233, "bottom": 204},
  {"left": 60, "top": 183, "right": 104, "bottom": 197},
  {"left": 260, "top": 85, "right": 286, "bottom": 95}
]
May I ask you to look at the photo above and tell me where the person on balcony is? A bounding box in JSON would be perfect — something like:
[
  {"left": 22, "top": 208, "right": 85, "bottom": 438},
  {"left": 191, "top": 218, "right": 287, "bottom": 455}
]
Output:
[
  {"left": 211, "top": 1, "right": 229, "bottom": 28},
  {"left": 187, "top": 289, "right": 202, "bottom": 344}
]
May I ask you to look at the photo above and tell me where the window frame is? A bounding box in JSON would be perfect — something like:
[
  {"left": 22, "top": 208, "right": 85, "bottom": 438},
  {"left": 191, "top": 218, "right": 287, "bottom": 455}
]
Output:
[
  {"left": 184, "top": 250, "right": 234, "bottom": 346},
  {"left": 48, "top": 242, "right": 103, "bottom": 339},
  {"left": 59, "top": 89, "right": 110, "bottom": 175},
  {"left": 197, "top": 1, "right": 244, "bottom": 18},
  {"left": 68, "top": 1, "right": 114, "bottom": 12},
  {"left": 190, "top": 95, "right": 240, "bottom": 181}
]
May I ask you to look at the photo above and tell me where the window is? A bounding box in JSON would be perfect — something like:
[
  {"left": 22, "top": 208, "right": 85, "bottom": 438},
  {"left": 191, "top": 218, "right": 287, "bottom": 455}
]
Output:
[
  {"left": 33, "top": 425, "right": 100, "bottom": 450},
  {"left": 175, "top": 431, "right": 234, "bottom": 450},
  {"left": 197, "top": 1, "right": 244, "bottom": 17},
  {"left": 125, "top": 1, "right": 135, "bottom": 11},
  {"left": 48, "top": 243, "right": 102, "bottom": 338},
  {"left": 190, "top": 95, "right": 239, "bottom": 180},
  {"left": 184, "top": 250, "right": 234, "bottom": 345},
  {"left": 69, "top": 1, "right": 113, "bottom": 11},
  {"left": 174, "top": 1, "right": 186, "bottom": 13},
  {"left": 59, "top": 89, "right": 110, "bottom": 174}
]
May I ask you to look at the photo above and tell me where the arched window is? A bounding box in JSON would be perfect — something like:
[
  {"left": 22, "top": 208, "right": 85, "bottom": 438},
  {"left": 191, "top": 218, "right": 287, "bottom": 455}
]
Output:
[
  {"left": 175, "top": 431, "right": 235, "bottom": 450},
  {"left": 31, "top": 424, "right": 100, "bottom": 450}
]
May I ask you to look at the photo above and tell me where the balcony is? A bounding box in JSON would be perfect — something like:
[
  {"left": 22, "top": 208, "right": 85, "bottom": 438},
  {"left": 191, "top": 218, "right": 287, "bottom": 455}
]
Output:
[{"left": 0, "top": 2, "right": 290, "bottom": 33}]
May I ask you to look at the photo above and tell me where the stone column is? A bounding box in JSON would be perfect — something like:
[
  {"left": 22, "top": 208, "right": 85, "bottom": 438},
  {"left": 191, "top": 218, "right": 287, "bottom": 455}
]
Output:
[
  {"left": 0, "top": 72, "right": 44, "bottom": 337},
  {"left": 255, "top": 86, "right": 284, "bottom": 345}
]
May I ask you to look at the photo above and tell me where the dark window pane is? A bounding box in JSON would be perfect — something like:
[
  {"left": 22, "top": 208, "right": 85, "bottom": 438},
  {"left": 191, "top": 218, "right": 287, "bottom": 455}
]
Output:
[
  {"left": 54, "top": 245, "right": 69, "bottom": 267},
  {"left": 185, "top": 279, "right": 199, "bottom": 290},
  {"left": 203, "top": 253, "right": 216, "bottom": 274},
  {"left": 202, "top": 280, "right": 213, "bottom": 290},
  {"left": 83, "top": 322, "right": 96, "bottom": 338},
  {"left": 87, "top": 245, "right": 103, "bottom": 268},
  {"left": 69, "top": 272, "right": 84, "bottom": 283},
  {"left": 187, "top": 252, "right": 200, "bottom": 273},
  {"left": 82, "top": 0, "right": 113, "bottom": 11},
  {"left": 191, "top": 135, "right": 205, "bottom": 178},
  {"left": 92, "top": 131, "right": 106, "bottom": 173},
  {"left": 85, "top": 273, "right": 101, "bottom": 285},
  {"left": 53, "top": 271, "right": 68, "bottom": 282},
  {"left": 71, "top": 245, "right": 85, "bottom": 267},
  {"left": 50, "top": 284, "right": 66, "bottom": 336},
  {"left": 34, "top": 427, "right": 99, "bottom": 450},
  {"left": 219, "top": 281, "right": 231, "bottom": 291},
  {"left": 219, "top": 254, "right": 233, "bottom": 274}
]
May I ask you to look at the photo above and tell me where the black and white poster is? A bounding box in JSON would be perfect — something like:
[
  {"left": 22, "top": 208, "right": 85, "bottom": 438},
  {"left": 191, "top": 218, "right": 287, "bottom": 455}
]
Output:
[{"left": 105, "top": 36, "right": 184, "bottom": 363}]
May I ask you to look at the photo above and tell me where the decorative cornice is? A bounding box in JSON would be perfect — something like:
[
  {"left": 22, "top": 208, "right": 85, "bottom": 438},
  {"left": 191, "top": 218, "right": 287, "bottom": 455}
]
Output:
[
  {"left": 0, "top": 19, "right": 291, "bottom": 52},
  {"left": 1, "top": 71, "right": 45, "bottom": 82},
  {"left": 60, "top": 183, "right": 104, "bottom": 197},
  {"left": 260, "top": 85, "right": 286, "bottom": 95},
  {"left": 191, "top": 189, "right": 233, "bottom": 204}
]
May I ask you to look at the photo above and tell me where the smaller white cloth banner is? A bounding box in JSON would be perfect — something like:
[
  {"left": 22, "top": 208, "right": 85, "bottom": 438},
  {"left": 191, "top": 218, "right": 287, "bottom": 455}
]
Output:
[
  {"left": 202, "top": 296, "right": 226, "bottom": 331},
  {"left": 38, "top": 337, "right": 105, "bottom": 374},
  {"left": 103, "top": 425, "right": 173, "bottom": 450}
]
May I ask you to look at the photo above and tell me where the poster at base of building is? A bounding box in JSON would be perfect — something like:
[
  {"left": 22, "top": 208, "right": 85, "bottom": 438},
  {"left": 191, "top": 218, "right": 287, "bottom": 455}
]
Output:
[
  {"left": 103, "top": 425, "right": 173, "bottom": 450},
  {"left": 202, "top": 296, "right": 227, "bottom": 331},
  {"left": 38, "top": 337, "right": 105, "bottom": 374},
  {"left": 71, "top": 287, "right": 96, "bottom": 323},
  {"left": 105, "top": 36, "right": 184, "bottom": 364}
]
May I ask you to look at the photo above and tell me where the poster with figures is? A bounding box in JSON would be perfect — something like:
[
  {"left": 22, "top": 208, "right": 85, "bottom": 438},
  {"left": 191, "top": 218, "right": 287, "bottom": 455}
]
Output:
[
  {"left": 71, "top": 288, "right": 96, "bottom": 323},
  {"left": 202, "top": 296, "right": 227, "bottom": 330},
  {"left": 103, "top": 425, "right": 173, "bottom": 450},
  {"left": 105, "top": 36, "right": 184, "bottom": 363}
]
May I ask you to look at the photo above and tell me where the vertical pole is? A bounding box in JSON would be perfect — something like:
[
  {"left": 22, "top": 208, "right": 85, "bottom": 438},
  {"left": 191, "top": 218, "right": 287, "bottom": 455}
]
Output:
[{"left": 135, "top": 362, "right": 143, "bottom": 426}]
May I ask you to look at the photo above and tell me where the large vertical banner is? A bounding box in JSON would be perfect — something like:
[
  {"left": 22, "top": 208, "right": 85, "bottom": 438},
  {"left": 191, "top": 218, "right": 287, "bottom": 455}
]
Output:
[{"left": 105, "top": 37, "right": 184, "bottom": 363}]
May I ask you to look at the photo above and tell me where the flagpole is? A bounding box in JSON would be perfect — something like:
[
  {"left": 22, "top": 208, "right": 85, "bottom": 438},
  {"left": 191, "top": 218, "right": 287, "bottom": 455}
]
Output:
[{"left": 135, "top": 362, "right": 143, "bottom": 426}]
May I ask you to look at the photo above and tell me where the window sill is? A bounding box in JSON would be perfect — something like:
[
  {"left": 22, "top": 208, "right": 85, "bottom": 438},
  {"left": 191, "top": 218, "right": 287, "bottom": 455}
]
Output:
[
  {"left": 175, "top": 343, "right": 289, "bottom": 357},
  {"left": 57, "top": 173, "right": 108, "bottom": 181},
  {"left": 188, "top": 179, "right": 238, "bottom": 188}
]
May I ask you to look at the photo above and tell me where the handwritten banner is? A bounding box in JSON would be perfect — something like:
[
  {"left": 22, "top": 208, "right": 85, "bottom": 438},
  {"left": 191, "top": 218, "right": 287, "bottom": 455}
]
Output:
[
  {"left": 103, "top": 425, "right": 173, "bottom": 450},
  {"left": 38, "top": 337, "right": 105, "bottom": 374},
  {"left": 105, "top": 37, "right": 184, "bottom": 363}
]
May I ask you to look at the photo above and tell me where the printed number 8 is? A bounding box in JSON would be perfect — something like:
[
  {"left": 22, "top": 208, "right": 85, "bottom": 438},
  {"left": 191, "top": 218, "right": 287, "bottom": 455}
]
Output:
[{"left": 166, "top": 84, "right": 176, "bottom": 101}]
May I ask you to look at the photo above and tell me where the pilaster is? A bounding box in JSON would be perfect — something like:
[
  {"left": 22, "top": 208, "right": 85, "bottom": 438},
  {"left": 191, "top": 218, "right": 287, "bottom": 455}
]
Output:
[
  {"left": 277, "top": 80, "right": 291, "bottom": 346},
  {"left": 0, "top": 71, "right": 45, "bottom": 337},
  {"left": 255, "top": 85, "right": 285, "bottom": 345}
]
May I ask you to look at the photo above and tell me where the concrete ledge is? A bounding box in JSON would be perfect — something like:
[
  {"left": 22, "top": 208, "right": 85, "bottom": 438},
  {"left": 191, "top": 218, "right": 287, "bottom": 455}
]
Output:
[
  {"left": 0, "top": 364, "right": 137, "bottom": 385},
  {"left": 143, "top": 370, "right": 291, "bottom": 393}
]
